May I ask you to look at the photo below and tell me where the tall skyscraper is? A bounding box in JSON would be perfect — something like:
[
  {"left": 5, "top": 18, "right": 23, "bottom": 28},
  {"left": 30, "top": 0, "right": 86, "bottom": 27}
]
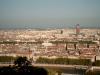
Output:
[{"left": 76, "top": 24, "right": 80, "bottom": 35}]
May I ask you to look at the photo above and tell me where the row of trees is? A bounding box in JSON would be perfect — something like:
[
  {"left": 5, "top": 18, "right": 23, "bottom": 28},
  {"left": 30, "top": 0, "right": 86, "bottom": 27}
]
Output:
[
  {"left": 1, "top": 56, "right": 100, "bottom": 66},
  {"left": 0, "top": 40, "right": 96, "bottom": 44},
  {"left": 36, "top": 57, "right": 91, "bottom": 65},
  {"left": 85, "top": 70, "right": 100, "bottom": 75},
  {"left": 0, "top": 56, "right": 16, "bottom": 63},
  {"left": 51, "top": 40, "right": 96, "bottom": 44},
  {"left": 93, "top": 60, "right": 100, "bottom": 66}
]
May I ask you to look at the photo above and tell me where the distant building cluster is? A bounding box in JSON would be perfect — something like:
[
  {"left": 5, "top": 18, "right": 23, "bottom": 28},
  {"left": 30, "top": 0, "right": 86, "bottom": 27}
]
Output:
[{"left": 0, "top": 26, "right": 100, "bottom": 62}]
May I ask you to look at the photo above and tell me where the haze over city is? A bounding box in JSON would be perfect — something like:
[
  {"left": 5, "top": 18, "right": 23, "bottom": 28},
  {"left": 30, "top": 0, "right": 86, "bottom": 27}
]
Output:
[{"left": 0, "top": 0, "right": 100, "bottom": 29}]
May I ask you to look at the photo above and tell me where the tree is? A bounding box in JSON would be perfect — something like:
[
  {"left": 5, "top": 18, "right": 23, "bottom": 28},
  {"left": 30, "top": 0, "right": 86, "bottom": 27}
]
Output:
[{"left": 14, "top": 57, "right": 31, "bottom": 67}]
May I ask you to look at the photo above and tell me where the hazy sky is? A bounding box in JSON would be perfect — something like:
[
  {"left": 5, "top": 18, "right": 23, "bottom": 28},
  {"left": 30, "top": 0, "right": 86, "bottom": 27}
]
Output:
[{"left": 0, "top": 0, "right": 100, "bottom": 28}]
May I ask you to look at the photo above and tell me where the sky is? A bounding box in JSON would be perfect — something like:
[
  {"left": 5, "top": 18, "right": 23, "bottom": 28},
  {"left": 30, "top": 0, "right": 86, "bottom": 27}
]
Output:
[{"left": 0, "top": 0, "right": 100, "bottom": 29}]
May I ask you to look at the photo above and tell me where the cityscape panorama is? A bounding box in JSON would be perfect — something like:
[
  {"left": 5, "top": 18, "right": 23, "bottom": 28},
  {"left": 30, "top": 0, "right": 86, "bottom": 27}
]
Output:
[{"left": 0, "top": 0, "right": 100, "bottom": 75}]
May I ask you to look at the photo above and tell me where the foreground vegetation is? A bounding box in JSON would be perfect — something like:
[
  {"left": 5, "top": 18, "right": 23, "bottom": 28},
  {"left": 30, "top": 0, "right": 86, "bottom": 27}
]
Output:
[
  {"left": 0, "top": 56, "right": 100, "bottom": 75},
  {"left": 0, "top": 57, "right": 48, "bottom": 75}
]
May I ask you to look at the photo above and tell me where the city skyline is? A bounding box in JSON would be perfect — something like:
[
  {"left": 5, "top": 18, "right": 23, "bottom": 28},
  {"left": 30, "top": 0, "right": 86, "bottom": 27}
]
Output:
[{"left": 0, "top": 0, "right": 100, "bottom": 29}]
